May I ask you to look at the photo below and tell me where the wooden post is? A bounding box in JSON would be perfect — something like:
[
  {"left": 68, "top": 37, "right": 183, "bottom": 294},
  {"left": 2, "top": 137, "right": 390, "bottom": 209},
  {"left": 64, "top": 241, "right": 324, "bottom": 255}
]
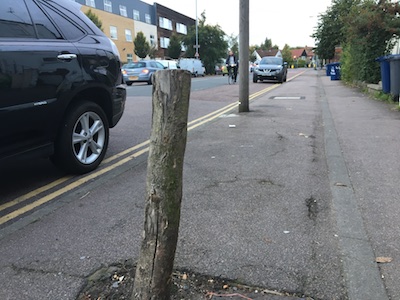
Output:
[{"left": 132, "top": 70, "right": 191, "bottom": 300}]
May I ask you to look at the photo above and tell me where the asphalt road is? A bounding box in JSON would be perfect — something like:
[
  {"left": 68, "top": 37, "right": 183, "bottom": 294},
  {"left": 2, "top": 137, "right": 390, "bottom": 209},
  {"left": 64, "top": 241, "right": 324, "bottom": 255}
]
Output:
[{"left": 1, "top": 68, "right": 399, "bottom": 300}]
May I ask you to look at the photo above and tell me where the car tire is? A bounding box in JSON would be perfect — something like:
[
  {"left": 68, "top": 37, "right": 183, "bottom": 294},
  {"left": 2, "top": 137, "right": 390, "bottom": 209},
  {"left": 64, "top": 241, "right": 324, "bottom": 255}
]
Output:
[
  {"left": 51, "top": 101, "right": 109, "bottom": 174},
  {"left": 253, "top": 76, "right": 258, "bottom": 83},
  {"left": 147, "top": 75, "right": 153, "bottom": 85},
  {"left": 126, "top": 82, "right": 132, "bottom": 86}
]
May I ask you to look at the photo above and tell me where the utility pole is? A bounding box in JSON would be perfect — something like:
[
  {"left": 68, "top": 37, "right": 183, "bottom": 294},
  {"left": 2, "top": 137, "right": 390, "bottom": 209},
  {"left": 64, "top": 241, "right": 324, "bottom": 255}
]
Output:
[
  {"left": 239, "top": 0, "right": 249, "bottom": 112},
  {"left": 195, "top": 0, "right": 199, "bottom": 59}
]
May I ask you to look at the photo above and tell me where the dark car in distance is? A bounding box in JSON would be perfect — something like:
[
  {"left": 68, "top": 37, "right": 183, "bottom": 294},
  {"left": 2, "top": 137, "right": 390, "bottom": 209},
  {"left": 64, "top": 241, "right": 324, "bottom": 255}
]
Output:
[
  {"left": 122, "top": 60, "right": 165, "bottom": 85},
  {"left": 253, "top": 57, "right": 288, "bottom": 83},
  {"left": 0, "top": 0, "right": 126, "bottom": 174}
]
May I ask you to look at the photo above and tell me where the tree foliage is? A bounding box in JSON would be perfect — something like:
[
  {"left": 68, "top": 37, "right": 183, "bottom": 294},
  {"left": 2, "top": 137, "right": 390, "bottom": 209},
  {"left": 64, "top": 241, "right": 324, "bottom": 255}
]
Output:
[
  {"left": 313, "top": 0, "right": 400, "bottom": 83},
  {"left": 167, "top": 34, "right": 182, "bottom": 59},
  {"left": 134, "top": 31, "right": 150, "bottom": 59},
  {"left": 85, "top": 9, "right": 103, "bottom": 32},
  {"left": 312, "top": 0, "right": 355, "bottom": 60},
  {"left": 249, "top": 45, "right": 258, "bottom": 61},
  {"left": 342, "top": 0, "right": 400, "bottom": 82},
  {"left": 281, "top": 44, "right": 293, "bottom": 65},
  {"left": 260, "top": 37, "right": 272, "bottom": 50},
  {"left": 181, "top": 12, "right": 228, "bottom": 74},
  {"left": 227, "top": 34, "right": 239, "bottom": 57}
]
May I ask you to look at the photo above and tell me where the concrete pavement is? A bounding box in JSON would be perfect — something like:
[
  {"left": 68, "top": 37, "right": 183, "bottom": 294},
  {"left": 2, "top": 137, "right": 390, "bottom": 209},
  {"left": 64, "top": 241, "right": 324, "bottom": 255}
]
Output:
[{"left": 0, "top": 69, "right": 399, "bottom": 299}]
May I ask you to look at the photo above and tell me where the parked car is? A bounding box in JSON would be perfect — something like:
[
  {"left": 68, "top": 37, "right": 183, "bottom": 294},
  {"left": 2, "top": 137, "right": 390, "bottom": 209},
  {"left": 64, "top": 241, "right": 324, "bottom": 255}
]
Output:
[
  {"left": 122, "top": 60, "right": 165, "bottom": 85},
  {"left": 221, "top": 65, "right": 229, "bottom": 76},
  {"left": 215, "top": 65, "right": 222, "bottom": 75},
  {"left": 157, "top": 60, "right": 179, "bottom": 70},
  {"left": 178, "top": 58, "right": 205, "bottom": 77},
  {"left": 253, "top": 57, "right": 288, "bottom": 83},
  {"left": 0, "top": 0, "right": 126, "bottom": 174}
]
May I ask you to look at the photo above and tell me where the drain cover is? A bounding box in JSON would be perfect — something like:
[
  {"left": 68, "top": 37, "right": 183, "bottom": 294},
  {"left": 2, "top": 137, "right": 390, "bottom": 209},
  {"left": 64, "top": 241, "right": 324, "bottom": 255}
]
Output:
[{"left": 270, "top": 96, "right": 305, "bottom": 100}]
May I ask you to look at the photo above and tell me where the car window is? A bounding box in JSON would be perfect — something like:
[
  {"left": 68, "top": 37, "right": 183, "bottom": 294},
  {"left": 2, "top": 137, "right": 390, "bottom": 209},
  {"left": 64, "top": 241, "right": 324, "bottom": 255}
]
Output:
[
  {"left": 125, "top": 62, "right": 146, "bottom": 68},
  {"left": 37, "top": 2, "right": 85, "bottom": 40},
  {"left": 260, "top": 57, "right": 282, "bottom": 65},
  {"left": 43, "top": 1, "right": 96, "bottom": 35},
  {"left": 0, "top": 0, "right": 36, "bottom": 38},
  {"left": 25, "top": 0, "right": 63, "bottom": 39},
  {"left": 155, "top": 62, "right": 164, "bottom": 69}
]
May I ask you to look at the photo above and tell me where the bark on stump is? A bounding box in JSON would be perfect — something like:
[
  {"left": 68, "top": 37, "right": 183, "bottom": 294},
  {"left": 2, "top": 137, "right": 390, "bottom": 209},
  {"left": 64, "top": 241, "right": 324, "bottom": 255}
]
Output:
[{"left": 132, "top": 70, "right": 191, "bottom": 300}]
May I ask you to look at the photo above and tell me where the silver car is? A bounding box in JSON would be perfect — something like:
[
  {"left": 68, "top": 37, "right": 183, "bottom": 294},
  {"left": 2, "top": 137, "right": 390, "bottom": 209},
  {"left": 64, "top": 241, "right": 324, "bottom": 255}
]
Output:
[{"left": 122, "top": 60, "right": 165, "bottom": 85}]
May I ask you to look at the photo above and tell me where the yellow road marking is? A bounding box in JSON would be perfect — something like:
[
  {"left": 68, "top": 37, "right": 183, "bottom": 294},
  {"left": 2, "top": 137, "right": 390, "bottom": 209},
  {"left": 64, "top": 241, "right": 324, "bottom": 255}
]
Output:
[{"left": 0, "top": 177, "right": 72, "bottom": 212}]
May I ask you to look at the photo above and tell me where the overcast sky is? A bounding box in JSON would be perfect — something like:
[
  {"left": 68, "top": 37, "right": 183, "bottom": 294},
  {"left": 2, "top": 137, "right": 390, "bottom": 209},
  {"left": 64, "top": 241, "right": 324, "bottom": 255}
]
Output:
[{"left": 142, "top": 0, "right": 333, "bottom": 49}]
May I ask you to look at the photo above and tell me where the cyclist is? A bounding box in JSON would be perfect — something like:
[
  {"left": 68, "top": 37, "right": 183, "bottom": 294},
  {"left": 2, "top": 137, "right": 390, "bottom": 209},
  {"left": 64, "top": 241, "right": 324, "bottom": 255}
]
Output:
[{"left": 225, "top": 50, "right": 238, "bottom": 82}]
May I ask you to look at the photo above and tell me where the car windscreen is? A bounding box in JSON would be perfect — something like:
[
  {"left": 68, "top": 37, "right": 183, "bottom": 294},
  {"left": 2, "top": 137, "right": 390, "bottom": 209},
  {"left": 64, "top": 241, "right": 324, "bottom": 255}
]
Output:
[{"left": 260, "top": 57, "right": 282, "bottom": 65}]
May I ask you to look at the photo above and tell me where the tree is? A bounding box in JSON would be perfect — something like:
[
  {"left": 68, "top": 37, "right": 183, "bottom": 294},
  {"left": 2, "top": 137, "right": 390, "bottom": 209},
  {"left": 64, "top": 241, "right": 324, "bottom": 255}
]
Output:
[
  {"left": 181, "top": 12, "right": 228, "bottom": 74},
  {"left": 260, "top": 37, "right": 272, "bottom": 50},
  {"left": 227, "top": 34, "right": 239, "bottom": 56},
  {"left": 314, "top": 0, "right": 400, "bottom": 83},
  {"left": 281, "top": 44, "right": 293, "bottom": 65},
  {"left": 249, "top": 45, "right": 258, "bottom": 61},
  {"left": 312, "top": 0, "right": 356, "bottom": 60},
  {"left": 148, "top": 45, "right": 157, "bottom": 59},
  {"left": 85, "top": 9, "right": 103, "bottom": 32},
  {"left": 134, "top": 31, "right": 151, "bottom": 59},
  {"left": 132, "top": 70, "right": 191, "bottom": 299},
  {"left": 167, "top": 33, "right": 182, "bottom": 59},
  {"left": 341, "top": 0, "right": 400, "bottom": 83}
]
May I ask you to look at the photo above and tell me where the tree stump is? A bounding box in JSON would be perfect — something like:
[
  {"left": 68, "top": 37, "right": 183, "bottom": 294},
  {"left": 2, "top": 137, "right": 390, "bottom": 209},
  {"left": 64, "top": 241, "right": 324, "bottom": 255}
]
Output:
[{"left": 132, "top": 69, "right": 191, "bottom": 300}]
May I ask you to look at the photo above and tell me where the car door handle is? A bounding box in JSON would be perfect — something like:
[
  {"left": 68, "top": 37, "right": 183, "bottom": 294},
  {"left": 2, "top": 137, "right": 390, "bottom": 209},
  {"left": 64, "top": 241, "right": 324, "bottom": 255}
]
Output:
[{"left": 57, "top": 54, "right": 77, "bottom": 61}]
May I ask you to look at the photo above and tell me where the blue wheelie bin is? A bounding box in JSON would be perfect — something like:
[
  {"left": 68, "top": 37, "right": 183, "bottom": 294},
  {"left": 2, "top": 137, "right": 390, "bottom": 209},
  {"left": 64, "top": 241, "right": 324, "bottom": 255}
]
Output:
[
  {"left": 387, "top": 54, "right": 400, "bottom": 100},
  {"left": 330, "top": 62, "right": 341, "bottom": 80},
  {"left": 325, "top": 63, "right": 332, "bottom": 76},
  {"left": 375, "top": 56, "right": 391, "bottom": 93}
]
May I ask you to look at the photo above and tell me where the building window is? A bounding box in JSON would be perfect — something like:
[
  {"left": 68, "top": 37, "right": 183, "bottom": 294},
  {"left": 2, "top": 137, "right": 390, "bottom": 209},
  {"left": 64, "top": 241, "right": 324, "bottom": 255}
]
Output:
[
  {"left": 176, "top": 23, "right": 187, "bottom": 35},
  {"left": 150, "top": 34, "right": 155, "bottom": 46},
  {"left": 160, "top": 37, "right": 170, "bottom": 49},
  {"left": 119, "top": 5, "right": 127, "bottom": 17},
  {"left": 125, "top": 29, "right": 132, "bottom": 42},
  {"left": 145, "top": 13, "right": 151, "bottom": 24},
  {"left": 133, "top": 10, "right": 140, "bottom": 21},
  {"left": 127, "top": 53, "right": 133, "bottom": 63},
  {"left": 110, "top": 26, "right": 117, "bottom": 40},
  {"left": 104, "top": 0, "right": 112, "bottom": 13},
  {"left": 159, "top": 17, "right": 172, "bottom": 30},
  {"left": 85, "top": 0, "right": 95, "bottom": 7}
]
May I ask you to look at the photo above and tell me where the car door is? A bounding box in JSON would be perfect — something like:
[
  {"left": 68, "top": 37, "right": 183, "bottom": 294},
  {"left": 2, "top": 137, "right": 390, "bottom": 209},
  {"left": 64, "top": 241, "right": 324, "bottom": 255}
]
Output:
[{"left": 0, "top": 0, "right": 83, "bottom": 160}]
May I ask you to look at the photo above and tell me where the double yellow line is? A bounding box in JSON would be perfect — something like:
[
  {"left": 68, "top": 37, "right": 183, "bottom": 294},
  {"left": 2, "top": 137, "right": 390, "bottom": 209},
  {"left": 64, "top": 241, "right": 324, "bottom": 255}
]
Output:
[{"left": 0, "top": 82, "right": 284, "bottom": 226}]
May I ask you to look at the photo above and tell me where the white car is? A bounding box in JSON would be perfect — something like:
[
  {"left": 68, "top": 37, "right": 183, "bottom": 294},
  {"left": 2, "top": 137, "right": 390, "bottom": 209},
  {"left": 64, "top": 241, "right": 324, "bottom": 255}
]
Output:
[
  {"left": 178, "top": 58, "right": 205, "bottom": 76},
  {"left": 157, "top": 60, "right": 179, "bottom": 70}
]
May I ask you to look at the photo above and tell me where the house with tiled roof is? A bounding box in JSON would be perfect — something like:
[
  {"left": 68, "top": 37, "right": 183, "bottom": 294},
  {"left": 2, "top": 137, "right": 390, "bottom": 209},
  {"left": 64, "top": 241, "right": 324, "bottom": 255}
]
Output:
[{"left": 291, "top": 48, "right": 308, "bottom": 61}]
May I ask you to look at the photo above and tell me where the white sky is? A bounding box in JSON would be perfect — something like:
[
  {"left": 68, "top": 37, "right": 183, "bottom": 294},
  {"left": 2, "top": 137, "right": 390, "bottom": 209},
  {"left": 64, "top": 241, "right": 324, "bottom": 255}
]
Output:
[{"left": 142, "top": 0, "right": 333, "bottom": 49}]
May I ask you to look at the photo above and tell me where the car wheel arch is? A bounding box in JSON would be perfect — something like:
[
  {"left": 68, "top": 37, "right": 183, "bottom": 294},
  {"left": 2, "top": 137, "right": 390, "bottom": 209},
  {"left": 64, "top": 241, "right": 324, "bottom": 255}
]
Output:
[{"left": 66, "top": 87, "right": 113, "bottom": 127}]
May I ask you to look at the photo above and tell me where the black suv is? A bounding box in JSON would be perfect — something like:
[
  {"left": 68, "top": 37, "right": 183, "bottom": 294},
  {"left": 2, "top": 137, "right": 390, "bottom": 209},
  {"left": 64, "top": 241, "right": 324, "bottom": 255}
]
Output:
[{"left": 0, "top": 0, "right": 126, "bottom": 174}]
